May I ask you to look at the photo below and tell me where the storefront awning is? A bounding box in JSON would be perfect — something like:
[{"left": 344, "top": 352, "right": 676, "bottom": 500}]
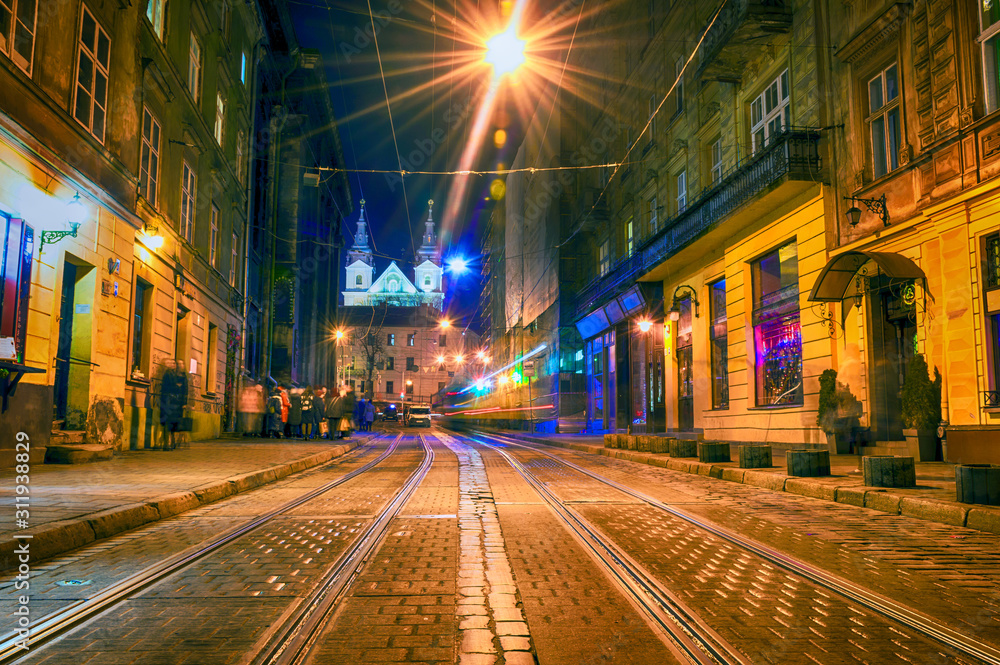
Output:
[{"left": 808, "top": 251, "right": 925, "bottom": 302}]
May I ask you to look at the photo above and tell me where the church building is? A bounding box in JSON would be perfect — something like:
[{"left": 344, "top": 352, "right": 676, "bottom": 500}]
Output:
[{"left": 343, "top": 200, "right": 444, "bottom": 310}]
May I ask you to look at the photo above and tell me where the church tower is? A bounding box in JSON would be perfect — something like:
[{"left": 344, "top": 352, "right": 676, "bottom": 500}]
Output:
[
  {"left": 414, "top": 200, "right": 443, "bottom": 306},
  {"left": 344, "top": 200, "right": 375, "bottom": 305}
]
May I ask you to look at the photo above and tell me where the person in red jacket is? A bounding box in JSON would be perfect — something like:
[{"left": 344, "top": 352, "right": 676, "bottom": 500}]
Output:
[{"left": 279, "top": 384, "right": 291, "bottom": 437}]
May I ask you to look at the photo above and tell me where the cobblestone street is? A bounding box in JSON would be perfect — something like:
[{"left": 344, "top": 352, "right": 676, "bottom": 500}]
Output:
[{"left": 1, "top": 430, "right": 999, "bottom": 664}]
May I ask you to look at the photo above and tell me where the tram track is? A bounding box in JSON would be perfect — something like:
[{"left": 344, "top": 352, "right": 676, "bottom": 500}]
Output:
[
  {"left": 0, "top": 433, "right": 417, "bottom": 663},
  {"left": 469, "top": 430, "right": 1000, "bottom": 665},
  {"left": 458, "top": 431, "right": 749, "bottom": 665}
]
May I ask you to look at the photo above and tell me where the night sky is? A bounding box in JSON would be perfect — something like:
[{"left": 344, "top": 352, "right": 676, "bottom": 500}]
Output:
[{"left": 289, "top": 0, "right": 518, "bottom": 332}]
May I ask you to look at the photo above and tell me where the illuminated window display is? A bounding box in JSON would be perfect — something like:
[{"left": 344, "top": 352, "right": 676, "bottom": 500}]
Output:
[{"left": 753, "top": 242, "right": 803, "bottom": 406}]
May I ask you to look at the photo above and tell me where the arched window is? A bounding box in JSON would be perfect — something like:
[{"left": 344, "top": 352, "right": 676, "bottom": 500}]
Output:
[
  {"left": 389, "top": 280, "right": 399, "bottom": 292},
  {"left": 356, "top": 274, "right": 363, "bottom": 286},
  {"left": 424, "top": 276, "right": 431, "bottom": 287}
]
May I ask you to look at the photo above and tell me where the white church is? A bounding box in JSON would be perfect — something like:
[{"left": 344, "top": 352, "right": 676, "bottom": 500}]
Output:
[{"left": 343, "top": 199, "right": 444, "bottom": 310}]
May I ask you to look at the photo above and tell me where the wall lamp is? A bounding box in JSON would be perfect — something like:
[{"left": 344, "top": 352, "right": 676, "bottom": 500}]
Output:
[
  {"left": 39, "top": 193, "right": 86, "bottom": 253},
  {"left": 667, "top": 285, "right": 700, "bottom": 322},
  {"left": 845, "top": 194, "right": 889, "bottom": 228}
]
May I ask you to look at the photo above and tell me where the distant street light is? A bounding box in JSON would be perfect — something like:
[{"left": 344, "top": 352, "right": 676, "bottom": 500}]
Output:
[
  {"left": 447, "top": 257, "right": 469, "bottom": 275},
  {"left": 439, "top": 319, "right": 451, "bottom": 329},
  {"left": 638, "top": 320, "right": 652, "bottom": 333}
]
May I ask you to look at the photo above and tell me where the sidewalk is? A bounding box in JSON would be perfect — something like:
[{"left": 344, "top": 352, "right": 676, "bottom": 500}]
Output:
[
  {"left": 0, "top": 432, "right": 380, "bottom": 570},
  {"left": 496, "top": 431, "right": 1000, "bottom": 536}
]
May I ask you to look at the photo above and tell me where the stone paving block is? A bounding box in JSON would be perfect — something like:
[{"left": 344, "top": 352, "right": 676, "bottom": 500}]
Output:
[
  {"left": 500, "top": 636, "right": 531, "bottom": 651},
  {"left": 863, "top": 490, "right": 902, "bottom": 514},
  {"left": 721, "top": 468, "right": 746, "bottom": 483},
  {"left": 460, "top": 629, "right": 495, "bottom": 653},
  {"left": 86, "top": 503, "right": 161, "bottom": 540},
  {"left": 503, "top": 651, "right": 537, "bottom": 665},
  {"left": 785, "top": 479, "right": 837, "bottom": 502},
  {"left": 495, "top": 621, "right": 529, "bottom": 636},
  {"left": 899, "top": 497, "right": 969, "bottom": 527},
  {"left": 743, "top": 470, "right": 787, "bottom": 492},
  {"left": 151, "top": 491, "right": 201, "bottom": 518},
  {"left": 834, "top": 486, "right": 866, "bottom": 507},
  {"left": 458, "top": 655, "right": 496, "bottom": 665},
  {"left": 966, "top": 506, "right": 1000, "bottom": 534}
]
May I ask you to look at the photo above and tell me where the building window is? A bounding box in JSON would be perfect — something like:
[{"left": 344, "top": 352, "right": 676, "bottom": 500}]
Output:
[
  {"left": 74, "top": 6, "right": 110, "bottom": 143},
  {"left": 386, "top": 356, "right": 395, "bottom": 370},
  {"left": 145, "top": 0, "right": 164, "bottom": 39},
  {"left": 356, "top": 274, "right": 363, "bottom": 286},
  {"left": 626, "top": 217, "right": 634, "bottom": 256},
  {"left": 438, "top": 381, "right": 446, "bottom": 392},
  {"left": 386, "top": 380, "right": 393, "bottom": 394},
  {"left": 209, "top": 205, "right": 219, "bottom": 268},
  {"left": 406, "top": 357, "right": 416, "bottom": 371},
  {"left": 130, "top": 279, "right": 152, "bottom": 377},
  {"left": 646, "top": 196, "right": 657, "bottom": 235},
  {"left": 236, "top": 130, "right": 246, "bottom": 183},
  {"left": 982, "top": 2, "right": 1000, "bottom": 114},
  {"left": 229, "top": 232, "right": 238, "bottom": 286},
  {"left": 214, "top": 93, "right": 226, "bottom": 145},
  {"left": 0, "top": 215, "right": 34, "bottom": 364},
  {"left": 710, "top": 279, "right": 729, "bottom": 409},
  {"left": 407, "top": 333, "right": 415, "bottom": 346},
  {"left": 388, "top": 279, "right": 399, "bottom": 292},
  {"left": 439, "top": 334, "right": 447, "bottom": 348},
  {"left": 219, "top": 0, "right": 229, "bottom": 39},
  {"left": 647, "top": 94, "right": 657, "bottom": 142},
  {"left": 0, "top": 0, "right": 37, "bottom": 73},
  {"left": 599, "top": 239, "right": 610, "bottom": 276},
  {"left": 240, "top": 51, "right": 247, "bottom": 84},
  {"left": 424, "top": 276, "right": 431, "bottom": 287},
  {"left": 406, "top": 382, "right": 414, "bottom": 395},
  {"left": 188, "top": 32, "right": 201, "bottom": 101},
  {"left": 180, "top": 162, "right": 196, "bottom": 243},
  {"left": 139, "top": 107, "right": 161, "bottom": 207},
  {"left": 676, "top": 171, "right": 686, "bottom": 212},
  {"left": 711, "top": 139, "right": 722, "bottom": 184},
  {"left": 673, "top": 56, "right": 684, "bottom": 115},
  {"left": 750, "top": 69, "right": 789, "bottom": 154},
  {"left": 387, "top": 333, "right": 395, "bottom": 346},
  {"left": 752, "top": 241, "right": 802, "bottom": 407},
  {"left": 867, "top": 63, "right": 901, "bottom": 179}
]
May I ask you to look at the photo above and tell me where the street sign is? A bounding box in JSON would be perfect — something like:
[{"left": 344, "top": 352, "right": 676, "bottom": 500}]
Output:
[{"left": 523, "top": 360, "right": 535, "bottom": 377}]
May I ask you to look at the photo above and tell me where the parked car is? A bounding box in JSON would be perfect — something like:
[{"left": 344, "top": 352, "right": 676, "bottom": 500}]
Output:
[
  {"left": 383, "top": 404, "right": 399, "bottom": 421},
  {"left": 407, "top": 405, "right": 432, "bottom": 428}
]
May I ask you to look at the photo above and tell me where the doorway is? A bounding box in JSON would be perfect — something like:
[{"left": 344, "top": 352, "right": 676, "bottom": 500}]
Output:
[
  {"left": 867, "top": 277, "right": 917, "bottom": 442},
  {"left": 677, "top": 298, "right": 694, "bottom": 431},
  {"left": 53, "top": 259, "right": 95, "bottom": 428}
]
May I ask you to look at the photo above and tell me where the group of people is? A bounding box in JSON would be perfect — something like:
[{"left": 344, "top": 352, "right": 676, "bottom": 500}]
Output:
[{"left": 239, "top": 382, "right": 378, "bottom": 440}]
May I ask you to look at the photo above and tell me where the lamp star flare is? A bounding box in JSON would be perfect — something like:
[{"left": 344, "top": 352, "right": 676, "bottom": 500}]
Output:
[{"left": 485, "top": 28, "right": 526, "bottom": 79}]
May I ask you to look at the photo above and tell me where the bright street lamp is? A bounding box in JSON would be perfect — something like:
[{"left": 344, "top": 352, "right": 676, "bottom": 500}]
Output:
[
  {"left": 455, "top": 354, "right": 465, "bottom": 364},
  {"left": 638, "top": 320, "right": 652, "bottom": 333},
  {"left": 437, "top": 355, "right": 446, "bottom": 364},
  {"left": 439, "top": 319, "right": 451, "bottom": 329},
  {"left": 485, "top": 27, "right": 526, "bottom": 79}
]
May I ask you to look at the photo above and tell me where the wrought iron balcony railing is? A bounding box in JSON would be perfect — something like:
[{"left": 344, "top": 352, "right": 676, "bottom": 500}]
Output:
[{"left": 984, "top": 391, "right": 1000, "bottom": 409}]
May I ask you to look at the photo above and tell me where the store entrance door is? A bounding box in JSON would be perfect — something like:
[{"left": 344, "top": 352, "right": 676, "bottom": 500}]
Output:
[{"left": 867, "top": 278, "right": 917, "bottom": 442}]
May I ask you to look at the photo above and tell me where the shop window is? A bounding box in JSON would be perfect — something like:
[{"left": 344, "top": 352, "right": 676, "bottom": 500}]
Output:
[
  {"left": 752, "top": 241, "right": 802, "bottom": 406},
  {"left": 983, "top": 234, "right": 1000, "bottom": 401},
  {"left": 205, "top": 323, "right": 218, "bottom": 394},
  {"left": 139, "top": 107, "right": 161, "bottom": 207},
  {"left": 130, "top": 279, "right": 152, "bottom": 378},
  {"left": 74, "top": 6, "right": 110, "bottom": 143},
  {"left": 750, "top": 69, "right": 789, "bottom": 153},
  {"left": 867, "top": 63, "right": 901, "bottom": 179},
  {"left": 710, "top": 279, "right": 729, "bottom": 409},
  {"left": 188, "top": 32, "right": 201, "bottom": 101},
  {"left": 0, "top": 0, "right": 37, "bottom": 73},
  {"left": 0, "top": 215, "right": 33, "bottom": 364}
]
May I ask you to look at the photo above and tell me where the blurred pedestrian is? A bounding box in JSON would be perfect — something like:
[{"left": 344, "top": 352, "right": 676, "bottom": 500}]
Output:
[
  {"left": 238, "top": 382, "right": 264, "bottom": 437},
  {"left": 160, "top": 361, "right": 188, "bottom": 450},
  {"left": 288, "top": 387, "right": 303, "bottom": 438},
  {"left": 325, "top": 386, "right": 344, "bottom": 439},
  {"left": 341, "top": 384, "right": 356, "bottom": 438},
  {"left": 364, "top": 399, "right": 375, "bottom": 432},
  {"left": 266, "top": 386, "right": 283, "bottom": 438},
  {"left": 314, "top": 386, "right": 327, "bottom": 438},
  {"left": 301, "top": 387, "right": 315, "bottom": 439},
  {"left": 354, "top": 396, "right": 366, "bottom": 432},
  {"left": 279, "top": 384, "right": 291, "bottom": 437}
]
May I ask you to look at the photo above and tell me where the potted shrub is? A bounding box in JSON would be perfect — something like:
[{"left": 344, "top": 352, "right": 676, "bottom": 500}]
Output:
[
  {"left": 817, "top": 370, "right": 861, "bottom": 454},
  {"left": 900, "top": 353, "right": 942, "bottom": 461}
]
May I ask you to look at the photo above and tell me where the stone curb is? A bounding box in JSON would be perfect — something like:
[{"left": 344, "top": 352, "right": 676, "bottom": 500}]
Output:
[
  {"left": 502, "top": 433, "right": 1000, "bottom": 536},
  {"left": 0, "top": 438, "right": 368, "bottom": 571}
]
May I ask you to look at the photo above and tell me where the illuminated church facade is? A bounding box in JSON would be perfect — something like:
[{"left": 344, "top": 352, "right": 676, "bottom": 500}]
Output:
[{"left": 343, "top": 200, "right": 444, "bottom": 310}]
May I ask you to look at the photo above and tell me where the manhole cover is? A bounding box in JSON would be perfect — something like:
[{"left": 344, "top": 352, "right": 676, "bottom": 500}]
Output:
[{"left": 55, "top": 580, "right": 92, "bottom": 587}]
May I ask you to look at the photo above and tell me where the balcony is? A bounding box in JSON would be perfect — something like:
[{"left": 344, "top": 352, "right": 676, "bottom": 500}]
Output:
[
  {"left": 573, "top": 129, "right": 820, "bottom": 320},
  {"left": 641, "top": 128, "right": 820, "bottom": 272},
  {"left": 696, "top": 0, "right": 792, "bottom": 82}
]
